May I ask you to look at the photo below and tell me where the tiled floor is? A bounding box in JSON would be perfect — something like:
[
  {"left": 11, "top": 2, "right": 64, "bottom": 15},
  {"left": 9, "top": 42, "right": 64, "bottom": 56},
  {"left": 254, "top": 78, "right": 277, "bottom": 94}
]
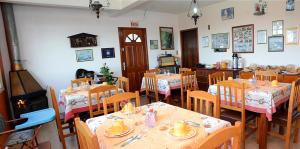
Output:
[{"left": 10, "top": 96, "right": 300, "bottom": 149}]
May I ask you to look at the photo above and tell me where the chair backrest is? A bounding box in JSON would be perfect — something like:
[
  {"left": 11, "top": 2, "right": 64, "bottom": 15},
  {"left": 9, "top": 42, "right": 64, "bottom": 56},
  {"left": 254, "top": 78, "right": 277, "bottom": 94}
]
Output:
[
  {"left": 199, "top": 121, "right": 242, "bottom": 149},
  {"left": 71, "top": 77, "right": 92, "bottom": 87},
  {"left": 146, "top": 68, "right": 161, "bottom": 74},
  {"left": 144, "top": 73, "right": 158, "bottom": 93},
  {"left": 88, "top": 85, "right": 118, "bottom": 118},
  {"left": 179, "top": 68, "right": 192, "bottom": 74},
  {"left": 255, "top": 70, "right": 278, "bottom": 81},
  {"left": 187, "top": 90, "right": 220, "bottom": 118},
  {"left": 50, "top": 87, "right": 64, "bottom": 134},
  {"left": 208, "top": 71, "right": 226, "bottom": 85},
  {"left": 75, "top": 118, "right": 100, "bottom": 149},
  {"left": 287, "top": 78, "right": 300, "bottom": 128},
  {"left": 117, "top": 76, "right": 129, "bottom": 92},
  {"left": 181, "top": 71, "right": 197, "bottom": 92},
  {"left": 217, "top": 81, "right": 246, "bottom": 113},
  {"left": 103, "top": 91, "right": 140, "bottom": 115}
]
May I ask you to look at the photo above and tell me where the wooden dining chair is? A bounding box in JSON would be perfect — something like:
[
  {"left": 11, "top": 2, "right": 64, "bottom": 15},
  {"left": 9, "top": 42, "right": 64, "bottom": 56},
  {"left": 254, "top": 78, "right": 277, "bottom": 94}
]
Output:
[
  {"left": 146, "top": 68, "right": 161, "bottom": 74},
  {"left": 144, "top": 73, "right": 160, "bottom": 103},
  {"left": 187, "top": 90, "right": 220, "bottom": 118},
  {"left": 103, "top": 91, "right": 140, "bottom": 115},
  {"left": 217, "top": 81, "right": 257, "bottom": 148},
  {"left": 117, "top": 76, "right": 129, "bottom": 92},
  {"left": 50, "top": 87, "right": 76, "bottom": 149},
  {"left": 180, "top": 71, "right": 197, "bottom": 108},
  {"left": 75, "top": 118, "right": 100, "bottom": 149},
  {"left": 208, "top": 71, "right": 226, "bottom": 85},
  {"left": 255, "top": 70, "right": 278, "bottom": 81},
  {"left": 71, "top": 77, "right": 92, "bottom": 87},
  {"left": 199, "top": 121, "right": 242, "bottom": 149},
  {"left": 268, "top": 78, "right": 300, "bottom": 149},
  {"left": 179, "top": 68, "right": 191, "bottom": 74},
  {"left": 88, "top": 85, "right": 118, "bottom": 118}
]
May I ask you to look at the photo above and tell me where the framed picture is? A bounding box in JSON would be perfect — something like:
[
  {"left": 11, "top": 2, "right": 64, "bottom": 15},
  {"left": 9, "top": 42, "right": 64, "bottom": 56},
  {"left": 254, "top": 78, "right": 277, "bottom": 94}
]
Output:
[
  {"left": 76, "top": 49, "right": 93, "bottom": 62},
  {"left": 268, "top": 36, "right": 284, "bottom": 52},
  {"left": 221, "top": 7, "right": 234, "bottom": 20},
  {"left": 101, "top": 48, "right": 115, "bottom": 59},
  {"left": 68, "top": 33, "right": 97, "bottom": 48},
  {"left": 211, "top": 33, "right": 229, "bottom": 52},
  {"left": 201, "top": 36, "right": 209, "bottom": 48},
  {"left": 286, "top": 0, "right": 295, "bottom": 11},
  {"left": 232, "top": 24, "right": 254, "bottom": 53},
  {"left": 257, "top": 30, "right": 267, "bottom": 44},
  {"left": 150, "top": 40, "right": 159, "bottom": 49},
  {"left": 286, "top": 27, "right": 298, "bottom": 45},
  {"left": 272, "top": 20, "right": 284, "bottom": 35},
  {"left": 160, "top": 27, "right": 174, "bottom": 50}
]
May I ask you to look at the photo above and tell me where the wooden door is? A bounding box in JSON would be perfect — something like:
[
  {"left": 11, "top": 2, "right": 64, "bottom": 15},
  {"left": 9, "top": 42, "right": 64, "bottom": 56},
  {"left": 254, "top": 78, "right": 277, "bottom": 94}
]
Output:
[
  {"left": 118, "top": 27, "right": 149, "bottom": 92},
  {"left": 180, "top": 28, "right": 199, "bottom": 68}
]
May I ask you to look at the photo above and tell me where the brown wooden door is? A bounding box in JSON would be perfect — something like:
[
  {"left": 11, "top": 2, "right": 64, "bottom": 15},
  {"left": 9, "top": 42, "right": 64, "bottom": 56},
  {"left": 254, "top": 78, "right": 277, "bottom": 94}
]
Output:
[
  {"left": 180, "top": 28, "right": 199, "bottom": 68},
  {"left": 118, "top": 27, "right": 149, "bottom": 92}
]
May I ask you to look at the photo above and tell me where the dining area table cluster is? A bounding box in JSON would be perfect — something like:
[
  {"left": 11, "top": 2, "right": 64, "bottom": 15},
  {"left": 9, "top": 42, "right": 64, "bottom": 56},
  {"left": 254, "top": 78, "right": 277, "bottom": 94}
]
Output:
[{"left": 50, "top": 68, "right": 300, "bottom": 149}]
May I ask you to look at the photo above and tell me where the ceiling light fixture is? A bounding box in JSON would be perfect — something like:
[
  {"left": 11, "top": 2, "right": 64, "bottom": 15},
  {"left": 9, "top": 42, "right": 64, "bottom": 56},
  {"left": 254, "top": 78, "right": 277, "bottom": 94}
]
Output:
[
  {"left": 187, "top": 0, "right": 202, "bottom": 25},
  {"left": 89, "top": 0, "right": 110, "bottom": 19}
]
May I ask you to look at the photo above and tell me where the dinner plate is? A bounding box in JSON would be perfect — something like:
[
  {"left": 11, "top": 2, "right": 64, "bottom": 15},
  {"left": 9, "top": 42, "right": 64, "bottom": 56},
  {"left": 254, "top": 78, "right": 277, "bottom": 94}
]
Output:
[
  {"left": 167, "top": 126, "right": 197, "bottom": 140},
  {"left": 104, "top": 126, "right": 134, "bottom": 138}
]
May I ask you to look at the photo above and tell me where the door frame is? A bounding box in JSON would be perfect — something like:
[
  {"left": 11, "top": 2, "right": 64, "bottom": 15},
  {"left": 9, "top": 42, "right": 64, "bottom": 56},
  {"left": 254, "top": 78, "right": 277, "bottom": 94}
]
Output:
[
  {"left": 180, "top": 28, "right": 199, "bottom": 67},
  {"left": 118, "top": 27, "right": 149, "bottom": 77}
]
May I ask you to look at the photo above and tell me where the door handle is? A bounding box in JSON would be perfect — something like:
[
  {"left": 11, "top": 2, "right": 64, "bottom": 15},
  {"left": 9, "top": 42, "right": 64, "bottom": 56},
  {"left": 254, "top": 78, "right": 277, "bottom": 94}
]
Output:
[{"left": 123, "top": 62, "right": 126, "bottom": 71}]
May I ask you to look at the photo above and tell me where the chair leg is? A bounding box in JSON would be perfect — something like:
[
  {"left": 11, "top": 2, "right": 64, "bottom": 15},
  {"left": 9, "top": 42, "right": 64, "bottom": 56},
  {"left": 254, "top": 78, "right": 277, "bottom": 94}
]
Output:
[
  {"left": 293, "top": 119, "right": 300, "bottom": 143},
  {"left": 180, "top": 93, "right": 184, "bottom": 108},
  {"left": 285, "top": 129, "right": 291, "bottom": 149},
  {"left": 256, "top": 117, "right": 260, "bottom": 144}
]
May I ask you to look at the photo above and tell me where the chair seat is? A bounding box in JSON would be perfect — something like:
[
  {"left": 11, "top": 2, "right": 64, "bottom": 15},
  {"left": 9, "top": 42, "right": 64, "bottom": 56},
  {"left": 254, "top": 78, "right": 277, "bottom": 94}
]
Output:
[
  {"left": 221, "top": 109, "right": 257, "bottom": 125},
  {"left": 6, "top": 129, "right": 34, "bottom": 146},
  {"left": 272, "top": 109, "right": 300, "bottom": 126}
]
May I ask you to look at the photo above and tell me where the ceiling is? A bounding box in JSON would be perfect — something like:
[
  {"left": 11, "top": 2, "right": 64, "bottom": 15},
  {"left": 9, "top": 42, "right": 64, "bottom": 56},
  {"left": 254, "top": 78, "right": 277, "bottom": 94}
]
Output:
[{"left": 136, "top": 0, "right": 224, "bottom": 14}]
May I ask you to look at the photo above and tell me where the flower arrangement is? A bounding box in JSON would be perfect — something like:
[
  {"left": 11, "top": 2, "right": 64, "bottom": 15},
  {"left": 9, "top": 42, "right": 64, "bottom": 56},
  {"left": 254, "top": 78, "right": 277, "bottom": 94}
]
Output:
[{"left": 100, "top": 63, "right": 114, "bottom": 84}]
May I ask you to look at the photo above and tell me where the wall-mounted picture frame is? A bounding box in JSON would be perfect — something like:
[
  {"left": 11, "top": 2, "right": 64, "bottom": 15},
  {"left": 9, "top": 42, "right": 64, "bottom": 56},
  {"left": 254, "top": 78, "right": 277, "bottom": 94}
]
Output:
[
  {"left": 257, "top": 30, "right": 267, "bottom": 44},
  {"left": 101, "top": 48, "right": 115, "bottom": 59},
  {"left": 221, "top": 7, "right": 234, "bottom": 20},
  {"left": 150, "top": 40, "right": 159, "bottom": 50},
  {"left": 160, "top": 27, "right": 174, "bottom": 50},
  {"left": 272, "top": 20, "right": 284, "bottom": 35},
  {"left": 268, "top": 36, "right": 284, "bottom": 52},
  {"left": 211, "top": 33, "right": 229, "bottom": 52},
  {"left": 286, "top": 0, "right": 295, "bottom": 11},
  {"left": 76, "top": 49, "right": 93, "bottom": 62},
  {"left": 201, "top": 36, "right": 209, "bottom": 48},
  {"left": 68, "top": 33, "right": 97, "bottom": 48},
  {"left": 286, "top": 27, "right": 299, "bottom": 45},
  {"left": 232, "top": 24, "right": 254, "bottom": 53}
]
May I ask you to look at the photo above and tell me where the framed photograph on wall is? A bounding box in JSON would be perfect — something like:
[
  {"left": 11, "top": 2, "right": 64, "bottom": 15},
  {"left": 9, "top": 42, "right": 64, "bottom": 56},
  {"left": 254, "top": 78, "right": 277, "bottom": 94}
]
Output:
[
  {"left": 257, "top": 30, "right": 267, "bottom": 44},
  {"left": 76, "top": 49, "right": 93, "bottom": 62},
  {"left": 211, "top": 33, "right": 229, "bottom": 52},
  {"left": 286, "top": 0, "right": 295, "bottom": 11},
  {"left": 268, "top": 36, "right": 284, "bottom": 52},
  {"left": 101, "top": 48, "right": 115, "bottom": 58},
  {"left": 150, "top": 40, "right": 159, "bottom": 49},
  {"left": 272, "top": 20, "right": 284, "bottom": 35},
  {"left": 232, "top": 24, "right": 254, "bottom": 53},
  {"left": 160, "top": 27, "right": 174, "bottom": 50},
  {"left": 286, "top": 27, "right": 299, "bottom": 45},
  {"left": 201, "top": 36, "right": 209, "bottom": 48},
  {"left": 221, "top": 7, "right": 234, "bottom": 20}
]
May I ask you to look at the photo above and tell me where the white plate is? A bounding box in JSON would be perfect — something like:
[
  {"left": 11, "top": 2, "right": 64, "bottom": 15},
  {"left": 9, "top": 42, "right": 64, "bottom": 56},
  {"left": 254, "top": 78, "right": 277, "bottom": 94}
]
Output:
[{"left": 167, "top": 126, "right": 197, "bottom": 140}]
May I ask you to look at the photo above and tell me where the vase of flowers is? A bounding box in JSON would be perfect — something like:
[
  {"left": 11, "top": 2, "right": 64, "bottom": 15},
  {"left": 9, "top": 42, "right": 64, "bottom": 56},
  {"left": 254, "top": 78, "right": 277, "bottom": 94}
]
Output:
[{"left": 100, "top": 63, "right": 114, "bottom": 84}]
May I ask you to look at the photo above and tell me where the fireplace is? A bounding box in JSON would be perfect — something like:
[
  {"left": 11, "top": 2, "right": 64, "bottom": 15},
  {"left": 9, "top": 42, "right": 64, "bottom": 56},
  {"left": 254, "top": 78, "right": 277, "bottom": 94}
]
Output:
[{"left": 2, "top": 3, "right": 48, "bottom": 118}]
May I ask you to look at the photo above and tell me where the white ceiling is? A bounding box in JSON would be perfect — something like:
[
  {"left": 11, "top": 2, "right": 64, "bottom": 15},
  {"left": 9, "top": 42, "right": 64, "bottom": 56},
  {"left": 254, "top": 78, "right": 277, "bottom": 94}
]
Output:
[{"left": 136, "top": 0, "right": 224, "bottom": 14}]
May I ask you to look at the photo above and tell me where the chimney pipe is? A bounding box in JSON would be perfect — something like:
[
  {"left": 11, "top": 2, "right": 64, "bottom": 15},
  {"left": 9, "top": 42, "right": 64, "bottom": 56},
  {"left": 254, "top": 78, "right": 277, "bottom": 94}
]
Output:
[{"left": 1, "top": 3, "right": 23, "bottom": 71}]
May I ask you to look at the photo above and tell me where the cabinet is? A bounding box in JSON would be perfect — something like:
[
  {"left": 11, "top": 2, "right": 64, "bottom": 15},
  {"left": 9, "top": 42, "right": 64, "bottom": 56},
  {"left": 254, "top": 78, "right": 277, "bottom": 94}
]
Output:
[
  {"left": 195, "top": 68, "right": 242, "bottom": 91},
  {"left": 239, "top": 71, "right": 300, "bottom": 83}
]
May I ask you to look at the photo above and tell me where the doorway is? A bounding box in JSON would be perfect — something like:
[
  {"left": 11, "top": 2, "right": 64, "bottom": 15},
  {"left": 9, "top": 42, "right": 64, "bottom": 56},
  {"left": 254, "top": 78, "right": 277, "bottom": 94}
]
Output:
[
  {"left": 118, "top": 27, "right": 149, "bottom": 92},
  {"left": 180, "top": 28, "right": 199, "bottom": 68}
]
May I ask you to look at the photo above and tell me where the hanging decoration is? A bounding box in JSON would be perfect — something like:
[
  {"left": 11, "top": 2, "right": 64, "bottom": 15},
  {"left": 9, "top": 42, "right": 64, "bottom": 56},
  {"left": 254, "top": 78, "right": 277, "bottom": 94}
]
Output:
[
  {"left": 187, "top": 0, "right": 202, "bottom": 25},
  {"left": 254, "top": 0, "right": 267, "bottom": 16},
  {"left": 89, "top": 0, "right": 110, "bottom": 19}
]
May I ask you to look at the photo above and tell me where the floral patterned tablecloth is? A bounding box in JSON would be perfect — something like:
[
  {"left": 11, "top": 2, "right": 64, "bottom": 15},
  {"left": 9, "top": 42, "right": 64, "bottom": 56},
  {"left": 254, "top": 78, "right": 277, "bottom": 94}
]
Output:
[
  {"left": 86, "top": 102, "right": 231, "bottom": 149},
  {"left": 208, "top": 79, "right": 291, "bottom": 121},
  {"left": 59, "top": 85, "right": 123, "bottom": 122},
  {"left": 140, "top": 74, "right": 197, "bottom": 97}
]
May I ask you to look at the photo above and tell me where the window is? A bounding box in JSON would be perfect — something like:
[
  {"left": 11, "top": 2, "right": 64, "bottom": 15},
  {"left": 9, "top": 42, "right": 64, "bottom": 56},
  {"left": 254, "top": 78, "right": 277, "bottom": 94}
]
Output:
[{"left": 125, "top": 33, "right": 142, "bottom": 43}]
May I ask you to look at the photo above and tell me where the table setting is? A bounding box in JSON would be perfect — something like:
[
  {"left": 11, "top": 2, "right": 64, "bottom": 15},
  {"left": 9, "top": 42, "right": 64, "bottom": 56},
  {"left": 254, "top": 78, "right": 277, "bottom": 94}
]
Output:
[{"left": 86, "top": 102, "right": 231, "bottom": 149}]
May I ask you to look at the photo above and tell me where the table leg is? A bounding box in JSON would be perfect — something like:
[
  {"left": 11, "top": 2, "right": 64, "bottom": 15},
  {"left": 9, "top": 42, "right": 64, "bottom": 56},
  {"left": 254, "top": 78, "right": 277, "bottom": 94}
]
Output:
[{"left": 259, "top": 113, "right": 267, "bottom": 149}]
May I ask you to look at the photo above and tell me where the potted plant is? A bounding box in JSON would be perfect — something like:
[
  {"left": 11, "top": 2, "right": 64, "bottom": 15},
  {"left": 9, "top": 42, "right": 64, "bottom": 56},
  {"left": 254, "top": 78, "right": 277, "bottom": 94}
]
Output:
[{"left": 100, "top": 63, "right": 114, "bottom": 84}]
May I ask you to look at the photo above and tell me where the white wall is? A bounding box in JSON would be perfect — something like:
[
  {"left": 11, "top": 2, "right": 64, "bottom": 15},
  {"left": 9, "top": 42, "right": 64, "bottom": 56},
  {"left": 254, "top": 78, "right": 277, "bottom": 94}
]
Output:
[
  {"left": 13, "top": 4, "right": 180, "bottom": 92},
  {"left": 178, "top": 0, "right": 300, "bottom": 67}
]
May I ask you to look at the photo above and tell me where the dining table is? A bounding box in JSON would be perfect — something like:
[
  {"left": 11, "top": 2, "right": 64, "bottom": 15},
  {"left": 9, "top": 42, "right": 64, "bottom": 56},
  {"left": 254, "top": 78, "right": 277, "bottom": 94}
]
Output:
[
  {"left": 86, "top": 102, "right": 231, "bottom": 149},
  {"left": 140, "top": 73, "right": 198, "bottom": 98},
  {"left": 208, "top": 79, "right": 292, "bottom": 149},
  {"left": 59, "top": 84, "right": 123, "bottom": 122}
]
